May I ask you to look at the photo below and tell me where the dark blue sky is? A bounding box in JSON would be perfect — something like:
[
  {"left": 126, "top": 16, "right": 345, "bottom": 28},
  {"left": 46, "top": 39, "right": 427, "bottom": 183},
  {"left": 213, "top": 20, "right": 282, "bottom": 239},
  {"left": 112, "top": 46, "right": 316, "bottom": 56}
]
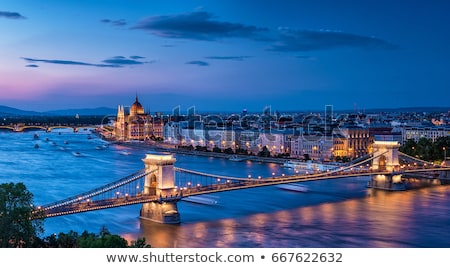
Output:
[{"left": 1, "top": 0, "right": 449, "bottom": 113}]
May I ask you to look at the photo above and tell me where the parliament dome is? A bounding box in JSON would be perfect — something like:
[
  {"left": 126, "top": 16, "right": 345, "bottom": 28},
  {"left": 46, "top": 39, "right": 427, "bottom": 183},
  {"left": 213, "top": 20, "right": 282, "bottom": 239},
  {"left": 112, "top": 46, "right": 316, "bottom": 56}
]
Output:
[{"left": 130, "top": 95, "right": 145, "bottom": 115}]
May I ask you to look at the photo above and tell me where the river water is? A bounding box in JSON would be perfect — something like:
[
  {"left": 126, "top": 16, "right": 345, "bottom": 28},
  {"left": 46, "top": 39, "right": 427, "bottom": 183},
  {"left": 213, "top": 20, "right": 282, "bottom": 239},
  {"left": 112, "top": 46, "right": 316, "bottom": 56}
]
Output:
[{"left": 1, "top": 129, "right": 449, "bottom": 248}]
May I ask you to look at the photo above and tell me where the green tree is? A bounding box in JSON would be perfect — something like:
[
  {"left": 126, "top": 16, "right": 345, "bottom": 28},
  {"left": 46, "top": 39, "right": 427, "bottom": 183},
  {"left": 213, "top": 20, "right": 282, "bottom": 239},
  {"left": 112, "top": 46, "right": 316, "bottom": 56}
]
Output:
[
  {"left": 400, "top": 137, "right": 450, "bottom": 162},
  {"left": 129, "top": 237, "right": 151, "bottom": 248},
  {"left": 101, "top": 234, "right": 129, "bottom": 248},
  {"left": 435, "top": 136, "right": 450, "bottom": 161},
  {"left": 399, "top": 139, "right": 418, "bottom": 156},
  {"left": 56, "top": 230, "right": 79, "bottom": 248},
  {"left": 417, "top": 137, "right": 433, "bottom": 161},
  {"left": 77, "top": 227, "right": 128, "bottom": 248},
  {"left": 0, "top": 182, "right": 44, "bottom": 247}
]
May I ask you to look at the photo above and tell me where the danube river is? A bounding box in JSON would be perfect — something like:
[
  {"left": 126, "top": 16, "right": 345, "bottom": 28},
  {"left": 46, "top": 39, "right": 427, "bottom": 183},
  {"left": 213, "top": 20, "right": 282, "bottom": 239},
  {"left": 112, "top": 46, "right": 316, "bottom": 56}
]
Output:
[{"left": 1, "top": 129, "right": 449, "bottom": 247}]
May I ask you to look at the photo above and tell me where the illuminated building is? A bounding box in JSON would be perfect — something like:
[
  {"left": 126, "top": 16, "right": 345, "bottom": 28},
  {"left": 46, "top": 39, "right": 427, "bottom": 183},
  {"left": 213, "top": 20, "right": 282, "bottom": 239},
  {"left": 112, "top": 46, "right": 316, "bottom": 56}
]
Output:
[{"left": 113, "top": 95, "right": 161, "bottom": 141}]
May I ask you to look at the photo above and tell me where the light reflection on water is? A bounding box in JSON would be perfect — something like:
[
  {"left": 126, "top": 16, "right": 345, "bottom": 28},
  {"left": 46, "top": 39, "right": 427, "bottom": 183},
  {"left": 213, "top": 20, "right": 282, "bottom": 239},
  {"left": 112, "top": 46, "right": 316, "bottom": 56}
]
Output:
[
  {"left": 140, "top": 187, "right": 450, "bottom": 248},
  {"left": 0, "top": 130, "right": 449, "bottom": 247}
]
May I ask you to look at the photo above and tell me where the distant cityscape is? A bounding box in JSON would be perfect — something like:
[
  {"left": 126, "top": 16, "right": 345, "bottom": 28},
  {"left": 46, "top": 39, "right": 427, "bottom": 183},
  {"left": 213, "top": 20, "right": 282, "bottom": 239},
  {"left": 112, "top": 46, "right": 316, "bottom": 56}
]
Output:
[{"left": 2, "top": 96, "right": 449, "bottom": 164}]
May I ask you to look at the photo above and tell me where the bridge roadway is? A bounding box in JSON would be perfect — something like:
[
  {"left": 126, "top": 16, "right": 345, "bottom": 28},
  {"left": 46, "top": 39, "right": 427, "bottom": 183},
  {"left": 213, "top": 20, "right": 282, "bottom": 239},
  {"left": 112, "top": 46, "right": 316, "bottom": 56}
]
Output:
[{"left": 39, "top": 165, "right": 450, "bottom": 218}]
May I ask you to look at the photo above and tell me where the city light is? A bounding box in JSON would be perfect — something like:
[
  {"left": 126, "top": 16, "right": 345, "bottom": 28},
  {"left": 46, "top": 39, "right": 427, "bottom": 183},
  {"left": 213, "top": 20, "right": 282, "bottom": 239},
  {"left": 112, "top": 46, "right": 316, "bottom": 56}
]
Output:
[{"left": 3, "top": 90, "right": 448, "bottom": 251}]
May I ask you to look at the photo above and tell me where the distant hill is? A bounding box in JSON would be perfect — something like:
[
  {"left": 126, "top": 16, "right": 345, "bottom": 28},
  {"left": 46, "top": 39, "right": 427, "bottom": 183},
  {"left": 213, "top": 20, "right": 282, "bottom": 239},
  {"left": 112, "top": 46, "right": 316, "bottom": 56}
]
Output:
[
  {"left": 0, "top": 105, "right": 42, "bottom": 116},
  {"left": 45, "top": 107, "right": 117, "bottom": 116},
  {"left": 0, "top": 105, "right": 117, "bottom": 116}
]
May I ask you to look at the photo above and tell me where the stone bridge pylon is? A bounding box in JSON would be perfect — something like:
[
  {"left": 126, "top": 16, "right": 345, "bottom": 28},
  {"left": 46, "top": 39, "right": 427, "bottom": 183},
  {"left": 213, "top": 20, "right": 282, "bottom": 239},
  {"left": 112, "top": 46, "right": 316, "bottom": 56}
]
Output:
[
  {"left": 368, "top": 135, "right": 405, "bottom": 190},
  {"left": 139, "top": 152, "right": 181, "bottom": 224}
]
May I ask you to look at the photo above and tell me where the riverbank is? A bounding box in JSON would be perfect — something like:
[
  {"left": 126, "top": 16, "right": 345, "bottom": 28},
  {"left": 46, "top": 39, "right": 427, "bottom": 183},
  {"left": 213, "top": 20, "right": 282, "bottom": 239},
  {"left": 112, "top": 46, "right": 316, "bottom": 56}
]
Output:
[{"left": 111, "top": 140, "right": 289, "bottom": 165}]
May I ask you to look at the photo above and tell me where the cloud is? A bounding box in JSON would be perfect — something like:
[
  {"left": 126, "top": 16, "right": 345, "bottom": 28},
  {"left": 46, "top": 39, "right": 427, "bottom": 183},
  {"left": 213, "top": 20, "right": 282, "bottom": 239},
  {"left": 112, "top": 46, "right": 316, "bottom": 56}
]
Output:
[
  {"left": 205, "top": 56, "right": 252, "bottom": 61},
  {"left": 101, "top": 18, "right": 127, "bottom": 27},
  {"left": 22, "top": 57, "right": 121, "bottom": 68},
  {"left": 132, "top": 11, "right": 268, "bottom": 41},
  {"left": 22, "top": 56, "right": 151, "bottom": 68},
  {"left": 270, "top": 28, "right": 397, "bottom": 52},
  {"left": 186, "top": 60, "right": 209, "bottom": 66},
  {"left": 0, "top": 11, "right": 26, "bottom": 19},
  {"left": 102, "top": 56, "right": 153, "bottom": 65},
  {"left": 25, "top": 64, "right": 39, "bottom": 68}
]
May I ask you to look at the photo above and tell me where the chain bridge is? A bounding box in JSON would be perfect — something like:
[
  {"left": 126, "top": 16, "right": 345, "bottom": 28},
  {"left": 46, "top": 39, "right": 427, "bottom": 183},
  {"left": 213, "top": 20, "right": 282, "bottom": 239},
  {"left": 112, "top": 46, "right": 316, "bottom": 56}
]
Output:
[{"left": 33, "top": 138, "right": 450, "bottom": 224}]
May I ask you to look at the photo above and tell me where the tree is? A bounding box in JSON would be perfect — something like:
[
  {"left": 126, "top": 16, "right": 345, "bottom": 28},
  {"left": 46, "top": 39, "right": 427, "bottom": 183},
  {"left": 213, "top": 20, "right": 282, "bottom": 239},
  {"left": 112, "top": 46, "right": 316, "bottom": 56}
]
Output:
[
  {"left": 56, "top": 230, "right": 79, "bottom": 248},
  {"left": 77, "top": 227, "right": 128, "bottom": 248},
  {"left": 0, "top": 182, "right": 44, "bottom": 247},
  {"left": 258, "top": 146, "right": 271, "bottom": 157},
  {"left": 212, "top": 146, "right": 222, "bottom": 153},
  {"left": 223, "top": 147, "right": 234, "bottom": 154},
  {"left": 129, "top": 237, "right": 151, "bottom": 248},
  {"left": 417, "top": 137, "right": 433, "bottom": 161},
  {"left": 400, "top": 139, "right": 418, "bottom": 157}
]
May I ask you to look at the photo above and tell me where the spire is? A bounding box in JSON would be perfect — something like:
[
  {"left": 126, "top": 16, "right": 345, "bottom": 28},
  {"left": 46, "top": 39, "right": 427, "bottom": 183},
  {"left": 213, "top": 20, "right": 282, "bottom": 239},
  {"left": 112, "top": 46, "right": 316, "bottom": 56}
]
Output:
[{"left": 135, "top": 92, "right": 138, "bottom": 102}]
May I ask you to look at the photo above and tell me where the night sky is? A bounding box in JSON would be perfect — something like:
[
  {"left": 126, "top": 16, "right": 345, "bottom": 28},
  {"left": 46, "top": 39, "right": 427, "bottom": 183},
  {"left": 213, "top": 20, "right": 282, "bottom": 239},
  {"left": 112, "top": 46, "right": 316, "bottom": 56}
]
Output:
[{"left": 1, "top": 0, "right": 449, "bottom": 113}]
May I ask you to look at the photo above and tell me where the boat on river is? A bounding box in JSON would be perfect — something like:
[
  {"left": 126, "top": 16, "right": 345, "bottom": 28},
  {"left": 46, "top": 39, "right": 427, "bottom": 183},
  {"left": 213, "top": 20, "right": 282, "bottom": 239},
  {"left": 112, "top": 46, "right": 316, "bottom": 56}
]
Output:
[
  {"left": 72, "top": 152, "right": 83, "bottom": 157},
  {"left": 120, "top": 150, "right": 131, "bottom": 155},
  {"left": 283, "top": 160, "right": 340, "bottom": 171},
  {"left": 96, "top": 144, "right": 108, "bottom": 150},
  {"left": 182, "top": 196, "right": 218, "bottom": 205},
  {"left": 276, "top": 183, "right": 309, "bottom": 192},
  {"left": 229, "top": 155, "right": 252, "bottom": 162}
]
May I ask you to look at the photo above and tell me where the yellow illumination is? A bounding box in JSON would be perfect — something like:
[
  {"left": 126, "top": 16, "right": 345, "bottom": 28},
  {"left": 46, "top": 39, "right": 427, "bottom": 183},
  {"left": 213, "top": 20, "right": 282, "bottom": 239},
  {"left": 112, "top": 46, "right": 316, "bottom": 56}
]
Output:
[
  {"left": 373, "top": 141, "right": 399, "bottom": 146},
  {"left": 144, "top": 153, "right": 174, "bottom": 161}
]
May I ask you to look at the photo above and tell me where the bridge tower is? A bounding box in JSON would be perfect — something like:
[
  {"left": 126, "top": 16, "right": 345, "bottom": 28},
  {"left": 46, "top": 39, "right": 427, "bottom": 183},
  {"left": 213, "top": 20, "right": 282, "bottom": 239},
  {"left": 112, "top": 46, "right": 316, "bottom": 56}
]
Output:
[
  {"left": 371, "top": 136, "right": 400, "bottom": 172},
  {"left": 368, "top": 135, "right": 404, "bottom": 190},
  {"left": 140, "top": 152, "right": 181, "bottom": 224}
]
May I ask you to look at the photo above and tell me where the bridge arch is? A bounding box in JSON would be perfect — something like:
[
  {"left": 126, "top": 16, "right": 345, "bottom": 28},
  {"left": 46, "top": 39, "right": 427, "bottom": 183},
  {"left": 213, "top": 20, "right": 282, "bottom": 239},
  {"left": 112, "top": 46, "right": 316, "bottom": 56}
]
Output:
[{"left": 378, "top": 155, "right": 387, "bottom": 171}]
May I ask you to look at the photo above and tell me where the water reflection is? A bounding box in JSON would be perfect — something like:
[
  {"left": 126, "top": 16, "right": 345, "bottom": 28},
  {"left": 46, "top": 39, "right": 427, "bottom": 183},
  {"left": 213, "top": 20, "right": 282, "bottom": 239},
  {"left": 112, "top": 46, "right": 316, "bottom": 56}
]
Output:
[{"left": 138, "top": 185, "right": 450, "bottom": 248}]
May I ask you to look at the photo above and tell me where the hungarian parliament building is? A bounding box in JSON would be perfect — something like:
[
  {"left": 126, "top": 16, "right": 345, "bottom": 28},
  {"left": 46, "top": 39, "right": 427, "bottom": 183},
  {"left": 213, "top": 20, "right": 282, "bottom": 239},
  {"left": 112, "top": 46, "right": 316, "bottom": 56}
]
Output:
[{"left": 113, "top": 96, "right": 163, "bottom": 141}]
